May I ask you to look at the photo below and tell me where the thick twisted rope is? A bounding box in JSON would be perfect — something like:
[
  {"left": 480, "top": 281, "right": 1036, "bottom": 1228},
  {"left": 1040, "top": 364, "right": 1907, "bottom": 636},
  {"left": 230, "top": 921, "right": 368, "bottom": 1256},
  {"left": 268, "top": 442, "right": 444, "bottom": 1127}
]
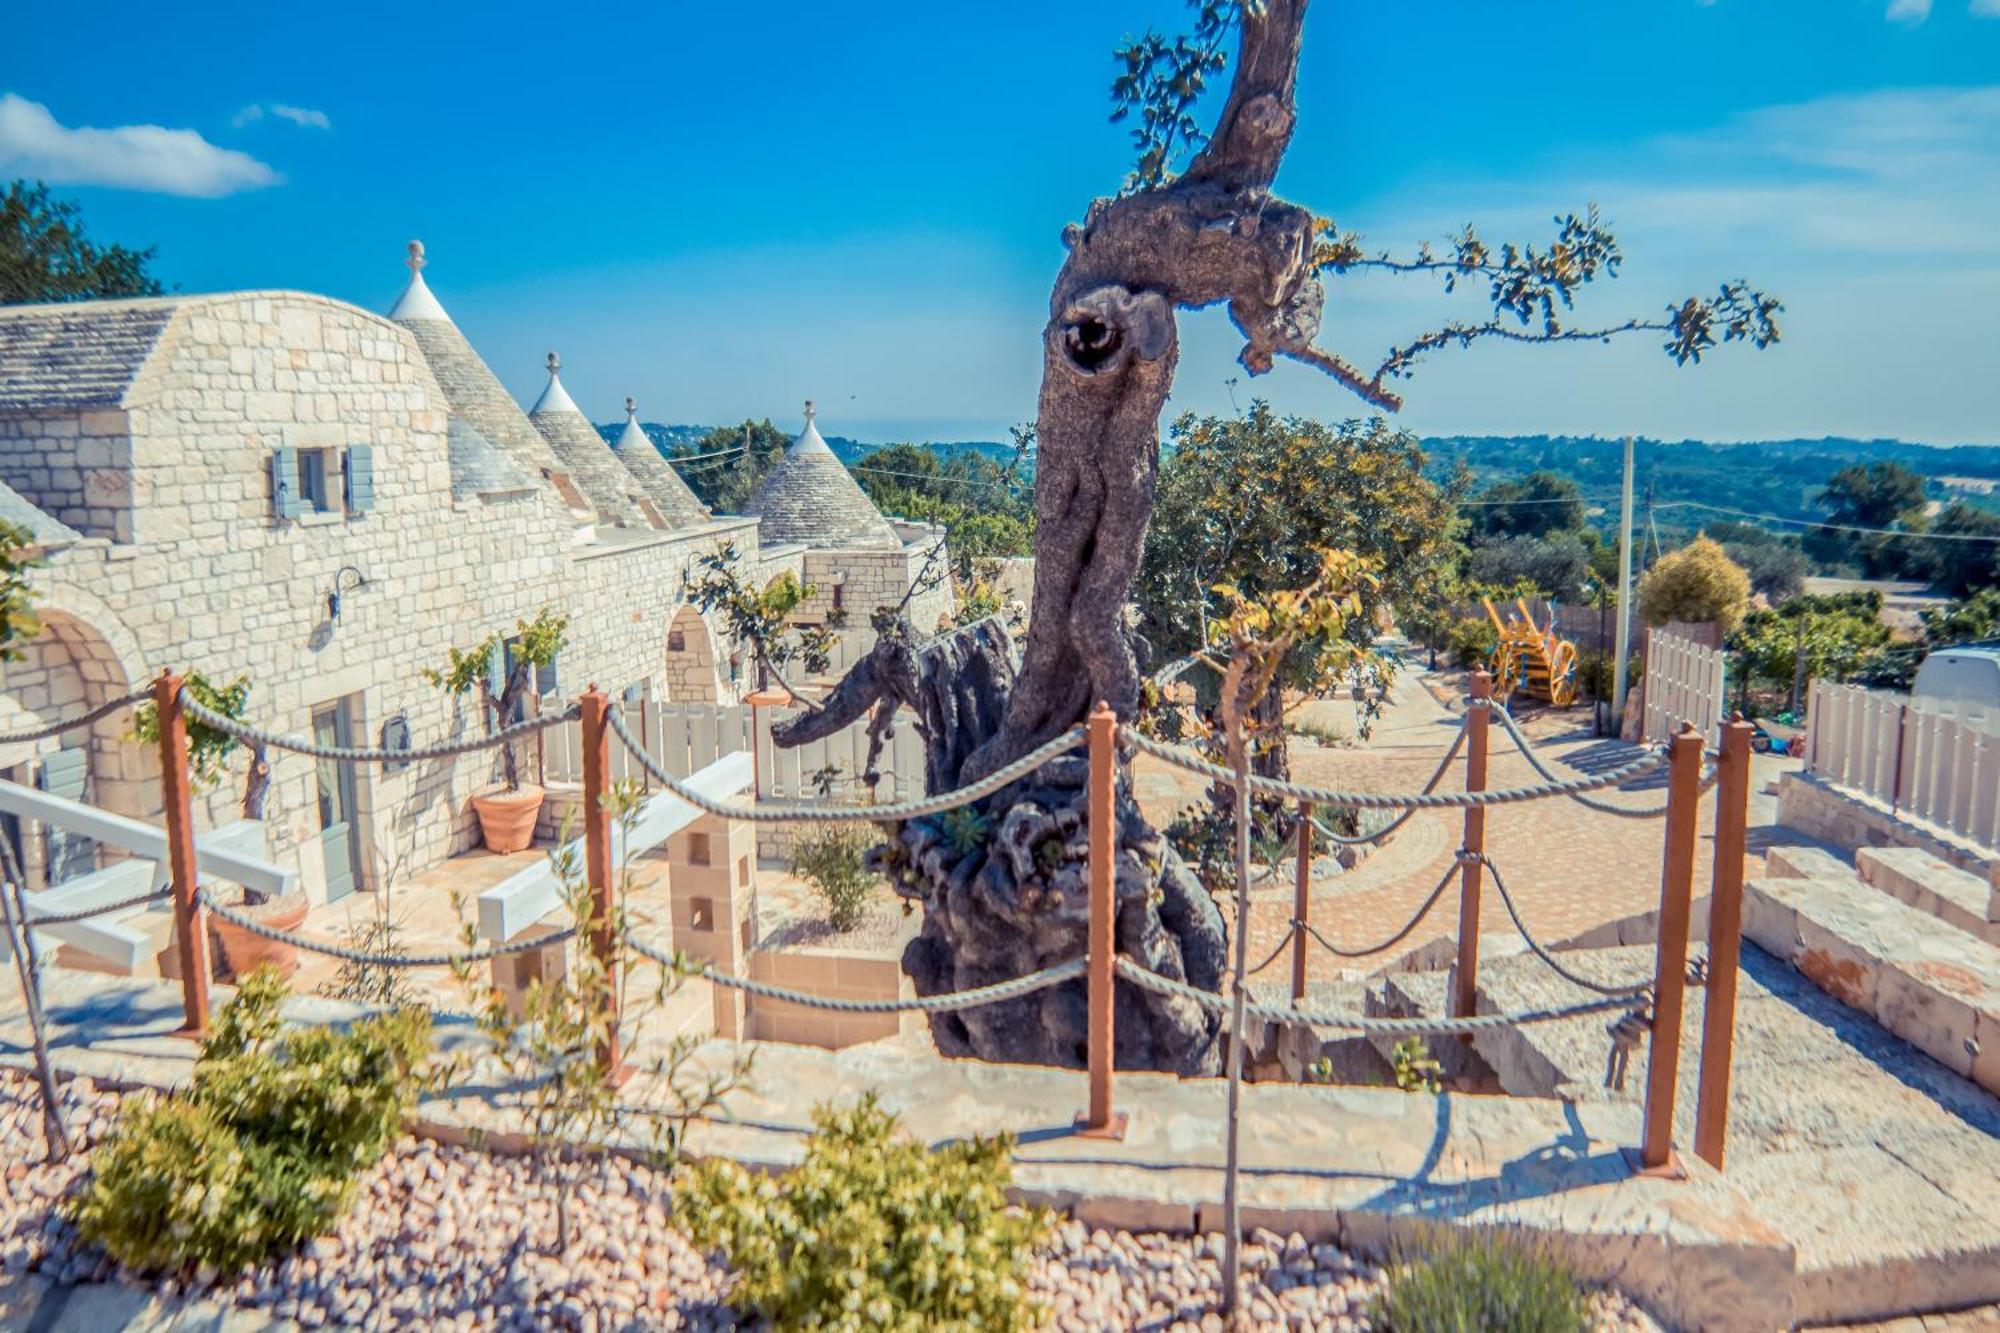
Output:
[
  {"left": 0, "top": 689, "right": 151, "bottom": 747},
  {"left": 627, "top": 931, "right": 1083, "bottom": 1013},
  {"left": 1474, "top": 854, "right": 1652, "bottom": 998},
  {"left": 607, "top": 705, "right": 1085, "bottom": 823},
  {"left": 20, "top": 886, "right": 174, "bottom": 927},
  {"left": 1114, "top": 956, "right": 1642, "bottom": 1037},
  {"left": 180, "top": 693, "right": 580, "bottom": 764},
  {"left": 1293, "top": 856, "right": 1463, "bottom": 960},
  {"left": 1244, "top": 924, "right": 1297, "bottom": 977},
  {"left": 1310, "top": 719, "right": 1470, "bottom": 846},
  {"left": 1488, "top": 706, "right": 1716, "bottom": 818},
  {"left": 196, "top": 888, "right": 576, "bottom": 966},
  {"left": 1126, "top": 729, "right": 1667, "bottom": 809}
]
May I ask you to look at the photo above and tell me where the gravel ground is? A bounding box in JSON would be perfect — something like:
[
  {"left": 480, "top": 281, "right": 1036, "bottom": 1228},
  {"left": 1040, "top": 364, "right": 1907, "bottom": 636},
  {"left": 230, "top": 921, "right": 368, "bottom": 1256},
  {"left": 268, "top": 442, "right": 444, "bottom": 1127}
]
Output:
[{"left": 2, "top": 1071, "right": 1660, "bottom": 1331}]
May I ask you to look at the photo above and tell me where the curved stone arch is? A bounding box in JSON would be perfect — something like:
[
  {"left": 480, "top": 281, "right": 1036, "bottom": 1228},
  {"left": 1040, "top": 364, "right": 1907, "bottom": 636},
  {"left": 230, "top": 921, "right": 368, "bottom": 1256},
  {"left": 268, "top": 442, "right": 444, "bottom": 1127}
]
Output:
[{"left": 662, "top": 604, "right": 730, "bottom": 703}]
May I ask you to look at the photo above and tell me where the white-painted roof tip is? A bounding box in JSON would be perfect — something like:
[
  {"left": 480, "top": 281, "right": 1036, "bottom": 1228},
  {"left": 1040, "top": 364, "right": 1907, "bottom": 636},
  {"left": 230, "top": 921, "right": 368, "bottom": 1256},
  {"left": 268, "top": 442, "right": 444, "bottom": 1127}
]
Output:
[
  {"left": 614, "top": 396, "right": 649, "bottom": 452},
  {"left": 387, "top": 239, "right": 452, "bottom": 322},
  {"left": 529, "top": 350, "right": 582, "bottom": 417},
  {"left": 790, "top": 397, "right": 833, "bottom": 455}
]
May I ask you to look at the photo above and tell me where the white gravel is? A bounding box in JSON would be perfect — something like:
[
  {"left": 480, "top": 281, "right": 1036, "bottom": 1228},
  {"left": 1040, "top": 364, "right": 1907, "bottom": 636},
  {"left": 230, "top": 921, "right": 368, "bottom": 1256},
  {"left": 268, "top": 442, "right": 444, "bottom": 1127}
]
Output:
[{"left": 1, "top": 1071, "right": 1661, "bottom": 1331}]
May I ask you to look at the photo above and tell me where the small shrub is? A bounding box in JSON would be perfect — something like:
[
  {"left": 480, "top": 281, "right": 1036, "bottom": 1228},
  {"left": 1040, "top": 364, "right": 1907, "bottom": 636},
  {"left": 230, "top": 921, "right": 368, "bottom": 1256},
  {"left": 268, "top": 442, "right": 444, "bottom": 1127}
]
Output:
[
  {"left": 678, "top": 1094, "right": 1047, "bottom": 1331},
  {"left": 792, "top": 822, "right": 880, "bottom": 932},
  {"left": 1290, "top": 715, "right": 1349, "bottom": 748},
  {"left": 1390, "top": 1036, "right": 1442, "bottom": 1093},
  {"left": 1372, "top": 1231, "right": 1589, "bottom": 1333},
  {"left": 1445, "top": 615, "right": 1498, "bottom": 668},
  {"left": 1636, "top": 535, "right": 1751, "bottom": 633},
  {"left": 71, "top": 968, "right": 430, "bottom": 1271}
]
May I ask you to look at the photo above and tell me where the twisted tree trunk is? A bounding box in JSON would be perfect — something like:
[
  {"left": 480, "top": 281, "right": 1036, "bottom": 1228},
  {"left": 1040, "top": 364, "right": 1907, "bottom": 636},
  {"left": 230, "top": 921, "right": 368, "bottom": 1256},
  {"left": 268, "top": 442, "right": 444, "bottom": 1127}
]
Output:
[{"left": 775, "top": 0, "right": 1329, "bottom": 1073}]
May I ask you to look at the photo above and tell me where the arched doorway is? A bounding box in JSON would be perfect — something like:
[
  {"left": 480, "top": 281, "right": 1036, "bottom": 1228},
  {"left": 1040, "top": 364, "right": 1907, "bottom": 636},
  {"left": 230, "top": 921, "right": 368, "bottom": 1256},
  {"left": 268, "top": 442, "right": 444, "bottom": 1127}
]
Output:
[
  {"left": 0, "top": 603, "right": 149, "bottom": 890},
  {"left": 663, "top": 604, "right": 729, "bottom": 703}
]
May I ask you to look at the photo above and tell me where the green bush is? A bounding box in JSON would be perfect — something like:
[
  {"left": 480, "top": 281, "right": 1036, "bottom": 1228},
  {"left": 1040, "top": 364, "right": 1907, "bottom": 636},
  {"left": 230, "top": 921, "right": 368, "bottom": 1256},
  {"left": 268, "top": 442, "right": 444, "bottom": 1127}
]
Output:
[
  {"left": 792, "top": 822, "right": 881, "bottom": 932},
  {"left": 71, "top": 969, "right": 430, "bottom": 1271},
  {"left": 1445, "top": 615, "right": 1498, "bottom": 668},
  {"left": 1372, "top": 1231, "right": 1589, "bottom": 1333},
  {"left": 677, "top": 1094, "right": 1047, "bottom": 1331}
]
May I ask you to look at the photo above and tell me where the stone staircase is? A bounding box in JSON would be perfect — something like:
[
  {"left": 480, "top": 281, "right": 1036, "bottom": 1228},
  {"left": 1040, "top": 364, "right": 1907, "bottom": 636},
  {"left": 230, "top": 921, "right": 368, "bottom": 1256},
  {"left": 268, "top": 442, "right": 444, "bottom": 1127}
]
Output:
[{"left": 1752, "top": 842, "right": 1999, "bottom": 1093}]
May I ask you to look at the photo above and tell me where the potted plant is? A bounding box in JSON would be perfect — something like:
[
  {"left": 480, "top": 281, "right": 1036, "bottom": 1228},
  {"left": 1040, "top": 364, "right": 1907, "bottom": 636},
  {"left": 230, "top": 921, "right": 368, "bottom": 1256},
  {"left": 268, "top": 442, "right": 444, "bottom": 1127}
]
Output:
[
  {"left": 426, "top": 608, "right": 569, "bottom": 853},
  {"left": 132, "top": 672, "right": 306, "bottom": 980}
]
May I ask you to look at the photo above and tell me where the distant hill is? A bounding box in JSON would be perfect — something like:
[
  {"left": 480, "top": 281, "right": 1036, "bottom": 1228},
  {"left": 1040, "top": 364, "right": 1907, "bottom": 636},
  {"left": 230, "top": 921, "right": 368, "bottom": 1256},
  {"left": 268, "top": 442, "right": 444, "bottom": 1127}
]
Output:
[{"left": 591, "top": 423, "right": 2000, "bottom": 528}]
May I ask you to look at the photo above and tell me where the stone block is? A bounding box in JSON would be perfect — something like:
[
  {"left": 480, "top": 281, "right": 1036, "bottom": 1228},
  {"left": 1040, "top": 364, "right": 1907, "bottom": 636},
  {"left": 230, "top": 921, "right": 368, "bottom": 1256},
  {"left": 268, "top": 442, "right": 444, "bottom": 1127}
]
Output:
[
  {"left": 1857, "top": 845, "right": 2000, "bottom": 943},
  {"left": 1875, "top": 964, "right": 1977, "bottom": 1078},
  {"left": 1765, "top": 843, "right": 1856, "bottom": 880}
]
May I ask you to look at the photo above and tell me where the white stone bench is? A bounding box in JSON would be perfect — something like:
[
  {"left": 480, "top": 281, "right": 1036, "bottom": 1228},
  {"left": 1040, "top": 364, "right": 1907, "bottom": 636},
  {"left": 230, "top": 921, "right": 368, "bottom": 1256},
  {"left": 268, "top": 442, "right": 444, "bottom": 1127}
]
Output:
[
  {"left": 1744, "top": 872, "right": 2000, "bottom": 1093},
  {"left": 476, "top": 752, "right": 754, "bottom": 943},
  {"left": 1856, "top": 846, "right": 2000, "bottom": 946}
]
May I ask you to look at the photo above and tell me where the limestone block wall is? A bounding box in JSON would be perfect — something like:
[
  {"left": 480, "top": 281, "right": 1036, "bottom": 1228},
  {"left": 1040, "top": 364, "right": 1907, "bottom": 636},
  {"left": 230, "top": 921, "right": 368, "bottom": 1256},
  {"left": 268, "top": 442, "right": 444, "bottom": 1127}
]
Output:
[
  {"left": 0, "top": 411, "right": 135, "bottom": 542},
  {"left": 744, "top": 949, "right": 906, "bottom": 1047},
  {"left": 1776, "top": 770, "right": 1996, "bottom": 880}
]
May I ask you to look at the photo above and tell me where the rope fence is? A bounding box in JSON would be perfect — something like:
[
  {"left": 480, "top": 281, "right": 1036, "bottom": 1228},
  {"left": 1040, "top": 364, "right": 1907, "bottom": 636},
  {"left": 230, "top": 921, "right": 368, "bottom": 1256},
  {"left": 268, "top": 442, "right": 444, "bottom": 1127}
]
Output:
[
  {"left": 195, "top": 888, "right": 578, "bottom": 967},
  {"left": 0, "top": 688, "right": 151, "bottom": 747},
  {"left": 18, "top": 886, "right": 174, "bottom": 928},
  {"left": 181, "top": 693, "right": 581, "bottom": 764},
  {"left": 1488, "top": 705, "right": 1718, "bottom": 818}
]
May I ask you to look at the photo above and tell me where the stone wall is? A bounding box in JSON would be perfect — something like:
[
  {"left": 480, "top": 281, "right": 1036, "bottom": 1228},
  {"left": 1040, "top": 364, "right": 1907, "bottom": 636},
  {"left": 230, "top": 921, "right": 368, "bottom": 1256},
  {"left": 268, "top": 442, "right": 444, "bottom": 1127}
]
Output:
[
  {"left": 1776, "top": 770, "right": 1997, "bottom": 879},
  {"left": 0, "top": 410, "right": 135, "bottom": 542}
]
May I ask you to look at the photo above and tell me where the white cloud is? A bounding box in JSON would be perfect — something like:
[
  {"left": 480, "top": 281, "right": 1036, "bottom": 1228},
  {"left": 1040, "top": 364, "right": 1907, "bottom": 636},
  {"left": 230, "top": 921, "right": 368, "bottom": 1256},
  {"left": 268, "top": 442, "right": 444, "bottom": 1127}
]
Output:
[
  {"left": 0, "top": 94, "right": 278, "bottom": 197},
  {"left": 1973, "top": 0, "right": 2000, "bottom": 16},
  {"left": 233, "top": 102, "right": 331, "bottom": 131},
  {"left": 1888, "top": 0, "right": 1932, "bottom": 19}
]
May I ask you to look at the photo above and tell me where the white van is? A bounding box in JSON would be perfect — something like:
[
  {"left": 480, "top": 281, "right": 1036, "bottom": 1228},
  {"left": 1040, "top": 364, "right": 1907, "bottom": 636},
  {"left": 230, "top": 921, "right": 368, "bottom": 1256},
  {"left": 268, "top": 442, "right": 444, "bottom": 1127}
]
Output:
[{"left": 1911, "top": 643, "right": 2000, "bottom": 728}]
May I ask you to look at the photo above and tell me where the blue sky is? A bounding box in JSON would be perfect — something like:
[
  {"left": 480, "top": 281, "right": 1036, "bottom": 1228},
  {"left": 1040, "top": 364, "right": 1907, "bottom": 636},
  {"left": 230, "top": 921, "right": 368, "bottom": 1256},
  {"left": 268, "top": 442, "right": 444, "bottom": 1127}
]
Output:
[{"left": 6, "top": 1, "right": 1998, "bottom": 445}]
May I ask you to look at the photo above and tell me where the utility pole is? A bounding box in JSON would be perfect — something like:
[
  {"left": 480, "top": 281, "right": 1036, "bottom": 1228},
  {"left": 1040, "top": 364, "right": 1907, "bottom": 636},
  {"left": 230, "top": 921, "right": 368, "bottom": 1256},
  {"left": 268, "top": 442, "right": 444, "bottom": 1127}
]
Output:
[{"left": 1612, "top": 435, "right": 1636, "bottom": 732}]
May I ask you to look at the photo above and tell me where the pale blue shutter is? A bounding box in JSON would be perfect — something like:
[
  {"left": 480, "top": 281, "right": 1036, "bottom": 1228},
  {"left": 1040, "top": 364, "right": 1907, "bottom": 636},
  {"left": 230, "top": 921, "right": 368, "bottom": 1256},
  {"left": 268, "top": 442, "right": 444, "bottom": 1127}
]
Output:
[
  {"left": 37, "top": 747, "right": 87, "bottom": 800},
  {"left": 343, "top": 445, "right": 374, "bottom": 514},
  {"left": 535, "top": 655, "right": 560, "bottom": 699},
  {"left": 271, "top": 448, "right": 301, "bottom": 519}
]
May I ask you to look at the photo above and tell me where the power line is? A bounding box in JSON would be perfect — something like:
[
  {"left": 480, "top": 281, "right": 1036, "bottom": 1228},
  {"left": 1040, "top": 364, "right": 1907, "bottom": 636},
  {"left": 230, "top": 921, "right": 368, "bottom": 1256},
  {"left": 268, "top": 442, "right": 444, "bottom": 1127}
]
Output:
[
  {"left": 1659, "top": 500, "right": 2000, "bottom": 544},
  {"left": 663, "top": 443, "right": 749, "bottom": 467}
]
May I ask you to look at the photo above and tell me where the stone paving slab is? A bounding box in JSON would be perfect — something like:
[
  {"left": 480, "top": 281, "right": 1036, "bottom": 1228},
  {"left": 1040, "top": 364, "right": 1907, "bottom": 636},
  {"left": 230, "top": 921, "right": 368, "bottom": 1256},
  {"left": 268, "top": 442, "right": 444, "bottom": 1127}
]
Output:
[{"left": 1401, "top": 940, "right": 2000, "bottom": 1326}]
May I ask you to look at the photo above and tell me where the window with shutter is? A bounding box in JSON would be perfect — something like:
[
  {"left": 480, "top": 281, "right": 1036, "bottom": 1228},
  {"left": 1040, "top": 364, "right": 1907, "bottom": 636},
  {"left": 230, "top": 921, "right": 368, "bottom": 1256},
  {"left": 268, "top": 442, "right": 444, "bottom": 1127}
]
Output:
[
  {"left": 344, "top": 445, "right": 374, "bottom": 515},
  {"left": 534, "top": 654, "right": 560, "bottom": 700},
  {"left": 271, "top": 448, "right": 301, "bottom": 519}
]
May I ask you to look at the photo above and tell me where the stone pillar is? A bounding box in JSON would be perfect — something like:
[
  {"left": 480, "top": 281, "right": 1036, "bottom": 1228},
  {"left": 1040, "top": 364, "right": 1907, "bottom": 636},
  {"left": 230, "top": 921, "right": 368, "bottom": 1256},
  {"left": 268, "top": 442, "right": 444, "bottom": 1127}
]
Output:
[
  {"left": 668, "top": 813, "right": 758, "bottom": 1037},
  {"left": 488, "top": 922, "right": 570, "bottom": 1020}
]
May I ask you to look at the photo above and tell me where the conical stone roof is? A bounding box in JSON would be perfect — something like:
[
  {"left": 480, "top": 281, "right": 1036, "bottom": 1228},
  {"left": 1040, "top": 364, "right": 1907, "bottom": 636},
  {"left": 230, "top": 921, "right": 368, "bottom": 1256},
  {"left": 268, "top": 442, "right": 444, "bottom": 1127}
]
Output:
[
  {"left": 386, "top": 241, "right": 583, "bottom": 514},
  {"left": 611, "top": 397, "right": 709, "bottom": 528},
  {"left": 529, "top": 353, "right": 651, "bottom": 528},
  {"left": 745, "top": 402, "right": 901, "bottom": 550}
]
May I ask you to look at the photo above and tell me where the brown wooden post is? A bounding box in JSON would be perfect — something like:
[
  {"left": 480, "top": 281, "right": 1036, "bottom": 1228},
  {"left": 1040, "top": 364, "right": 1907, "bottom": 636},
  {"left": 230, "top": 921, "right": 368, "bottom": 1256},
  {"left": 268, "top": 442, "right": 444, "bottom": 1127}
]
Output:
[
  {"left": 1077, "top": 701, "right": 1126, "bottom": 1138},
  {"left": 155, "top": 671, "right": 210, "bottom": 1037},
  {"left": 1639, "top": 721, "right": 1704, "bottom": 1175},
  {"left": 1453, "top": 670, "right": 1492, "bottom": 1033},
  {"left": 1693, "top": 716, "right": 1753, "bottom": 1169},
  {"left": 1291, "top": 799, "right": 1312, "bottom": 1004},
  {"left": 578, "top": 686, "right": 625, "bottom": 1078}
]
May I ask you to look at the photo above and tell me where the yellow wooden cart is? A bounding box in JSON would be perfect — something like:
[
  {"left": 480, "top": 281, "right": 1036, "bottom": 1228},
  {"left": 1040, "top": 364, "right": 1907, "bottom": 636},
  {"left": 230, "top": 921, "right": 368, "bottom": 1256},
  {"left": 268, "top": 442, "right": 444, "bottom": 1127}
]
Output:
[{"left": 1484, "top": 596, "right": 1580, "bottom": 707}]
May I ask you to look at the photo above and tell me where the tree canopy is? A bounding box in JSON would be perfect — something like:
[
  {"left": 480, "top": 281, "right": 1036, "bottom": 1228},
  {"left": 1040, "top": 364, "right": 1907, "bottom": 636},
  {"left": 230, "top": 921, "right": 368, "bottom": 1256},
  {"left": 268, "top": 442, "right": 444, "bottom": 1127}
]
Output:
[
  {"left": 848, "top": 441, "right": 1035, "bottom": 585},
  {"left": 2, "top": 180, "right": 164, "bottom": 305},
  {"left": 1636, "top": 535, "right": 1751, "bottom": 632},
  {"left": 670, "top": 419, "right": 789, "bottom": 514},
  {"left": 1136, "top": 403, "right": 1458, "bottom": 686}
]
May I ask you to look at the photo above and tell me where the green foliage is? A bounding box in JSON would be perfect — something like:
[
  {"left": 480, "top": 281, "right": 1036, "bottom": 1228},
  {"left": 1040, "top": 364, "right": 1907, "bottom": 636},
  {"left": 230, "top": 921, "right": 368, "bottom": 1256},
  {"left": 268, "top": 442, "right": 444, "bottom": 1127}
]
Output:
[
  {"left": 2, "top": 180, "right": 164, "bottom": 304},
  {"left": 670, "top": 418, "right": 790, "bottom": 513},
  {"left": 1730, "top": 594, "right": 1890, "bottom": 700},
  {"left": 678, "top": 1094, "right": 1047, "bottom": 1331},
  {"left": 131, "top": 670, "right": 252, "bottom": 789},
  {"left": 1806, "top": 461, "right": 1931, "bottom": 578},
  {"left": 1444, "top": 615, "right": 1498, "bottom": 668},
  {"left": 1720, "top": 535, "right": 1808, "bottom": 602},
  {"left": 0, "top": 519, "right": 41, "bottom": 662},
  {"left": 1139, "top": 404, "right": 1458, "bottom": 696},
  {"left": 1467, "top": 471, "right": 1588, "bottom": 541},
  {"left": 689, "top": 544, "right": 842, "bottom": 691},
  {"left": 71, "top": 969, "right": 430, "bottom": 1271},
  {"left": 1389, "top": 1037, "right": 1442, "bottom": 1093},
  {"left": 939, "top": 805, "right": 990, "bottom": 855},
  {"left": 451, "top": 786, "right": 752, "bottom": 1250},
  {"left": 1635, "top": 536, "right": 1750, "bottom": 632},
  {"left": 1923, "top": 587, "right": 2000, "bottom": 646},
  {"left": 1467, "top": 533, "right": 1593, "bottom": 601},
  {"left": 848, "top": 437, "right": 1035, "bottom": 631},
  {"left": 1109, "top": 0, "right": 1246, "bottom": 191},
  {"left": 791, "top": 821, "right": 881, "bottom": 932},
  {"left": 1922, "top": 502, "right": 2000, "bottom": 596},
  {"left": 1372, "top": 1232, "right": 1589, "bottom": 1333},
  {"left": 423, "top": 607, "right": 567, "bottom": 790}
]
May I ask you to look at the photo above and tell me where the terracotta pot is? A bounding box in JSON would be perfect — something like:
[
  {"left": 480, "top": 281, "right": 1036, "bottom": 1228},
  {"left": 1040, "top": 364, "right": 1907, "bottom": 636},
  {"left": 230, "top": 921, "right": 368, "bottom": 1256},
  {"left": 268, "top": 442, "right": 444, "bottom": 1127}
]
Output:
[
  {"left": 472, "top": 785, "right": 544, "bottom": 854},
  {"left": 211, "top": 890, "right": 309, "bottom": 983}
]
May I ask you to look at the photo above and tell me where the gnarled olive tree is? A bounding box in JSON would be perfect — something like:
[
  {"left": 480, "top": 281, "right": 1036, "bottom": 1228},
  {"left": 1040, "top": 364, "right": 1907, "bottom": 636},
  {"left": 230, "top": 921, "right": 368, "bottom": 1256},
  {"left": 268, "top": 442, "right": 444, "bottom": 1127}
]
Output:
[{"left": 775, "top": 0, "right": 1777, "bottom": 1073}]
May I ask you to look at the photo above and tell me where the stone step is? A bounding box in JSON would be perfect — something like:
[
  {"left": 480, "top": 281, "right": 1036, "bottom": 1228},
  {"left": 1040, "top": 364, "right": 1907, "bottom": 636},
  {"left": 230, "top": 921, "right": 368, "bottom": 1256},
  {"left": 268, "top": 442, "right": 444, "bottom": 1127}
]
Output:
[
  {"left": 1856, "top": 845, "right": 2000, "bottom": 945},
  {"left": 1765, "top": 842, "right": 1858, "bottom": 881},
  {"left": 1744, "top": 872, "right": 2000, "bottom": 1094}
]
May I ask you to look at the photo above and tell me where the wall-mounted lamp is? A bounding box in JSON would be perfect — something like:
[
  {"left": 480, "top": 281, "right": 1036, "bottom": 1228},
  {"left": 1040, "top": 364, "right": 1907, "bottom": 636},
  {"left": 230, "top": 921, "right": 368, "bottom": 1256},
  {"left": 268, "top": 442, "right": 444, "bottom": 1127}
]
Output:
[{"left": 327, "top": 565, "right": 368, "bottom": 621}]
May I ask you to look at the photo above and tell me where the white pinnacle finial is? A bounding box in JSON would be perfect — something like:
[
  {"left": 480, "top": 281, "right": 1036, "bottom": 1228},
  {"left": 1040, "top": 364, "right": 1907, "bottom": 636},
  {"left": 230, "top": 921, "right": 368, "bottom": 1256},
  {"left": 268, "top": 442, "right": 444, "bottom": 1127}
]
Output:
[
  {"left": 625, "top": 396, "right": 637, "bottom": 419},
  {"left": 804, "top": 398, "right": 815, "bottom": 425},
  {"left": 547, "top": 351, "right": 561, "bottom": 378},
  {"left": 406, "top": 239, "right": 425, "bottom": 274}
]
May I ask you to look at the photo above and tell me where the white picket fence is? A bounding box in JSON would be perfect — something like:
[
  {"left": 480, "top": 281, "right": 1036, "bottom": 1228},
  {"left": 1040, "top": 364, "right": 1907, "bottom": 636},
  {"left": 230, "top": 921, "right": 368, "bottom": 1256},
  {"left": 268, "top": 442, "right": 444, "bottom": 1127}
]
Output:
[
  {"left": 1641, "top": 629, "right": 1727, "bottom": 746},
  {"left": 1805, "top": 680, "right": 2000, "bottom": 851},
  {"left": 543, "top": 700, "right": 927, "bottom": 806}
]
